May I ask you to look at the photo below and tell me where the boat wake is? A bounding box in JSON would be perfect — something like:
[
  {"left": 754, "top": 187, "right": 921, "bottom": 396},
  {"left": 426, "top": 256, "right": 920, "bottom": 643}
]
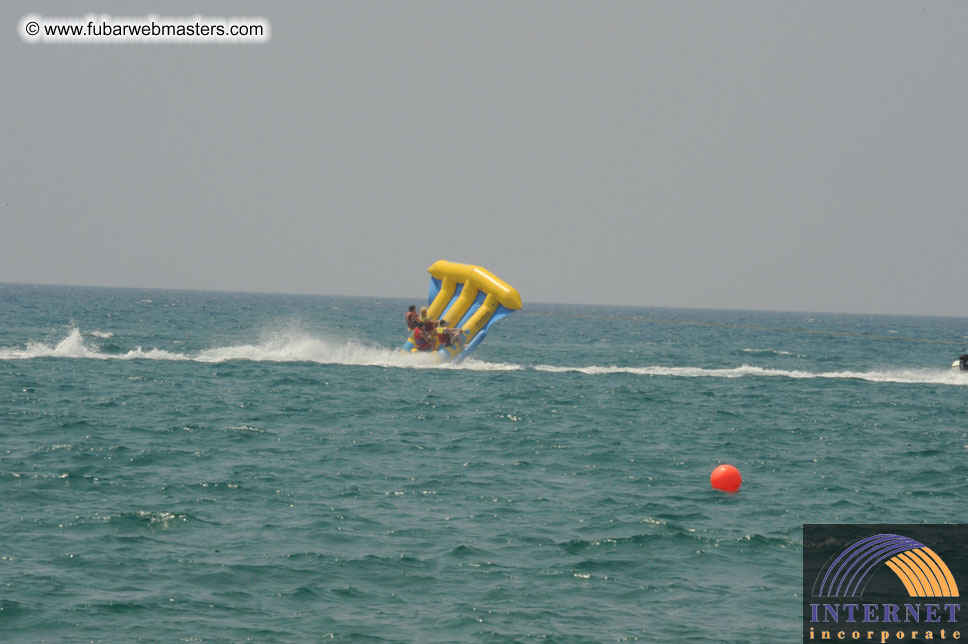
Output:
[
  {"left": 2, "top": 328, "right": 966, "bottom": 384},
  {"left": 533, "top": 364, "right": 968, "bottom": 386},
  {"left": 0, "top": 328, "right": 186, "bottom": 361},
  {"left": 0, "top": 328, "right": 520, "bottom": 371}
]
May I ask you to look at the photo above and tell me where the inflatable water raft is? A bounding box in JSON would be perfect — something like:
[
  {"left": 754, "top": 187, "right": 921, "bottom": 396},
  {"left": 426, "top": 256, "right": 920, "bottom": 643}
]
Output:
[{"left": 402, "top": 260, "right": 522, "bottom": 363}]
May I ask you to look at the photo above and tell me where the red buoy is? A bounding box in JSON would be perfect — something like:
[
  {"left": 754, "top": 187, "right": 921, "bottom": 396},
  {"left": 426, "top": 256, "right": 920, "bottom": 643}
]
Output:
[{"left": 711, "top": 464, "right": 742, "bottom": 492}]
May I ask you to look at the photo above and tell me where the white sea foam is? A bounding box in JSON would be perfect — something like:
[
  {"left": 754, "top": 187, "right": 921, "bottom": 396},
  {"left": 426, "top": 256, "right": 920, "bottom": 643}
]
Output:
[
  {"left": 191, "top": 336, "right": 520, "bottom": 371},
  {"left": 16, "top": 328, "right": 101, "bottom": 359},
  {"left": 2, "top": 329, "right": 963, "bottom": 383},
  {"left": 0, "top": 328, "right": 188, "bottom": 361},
  {"left": 0, "top": 328, "right": 516, "bottom": 371},
  {"left": 119, "top": 347, "right": 189, "bottom": 361},
  {"left": 741, "top": 348, "right": 798, "bottom": 357},
  {"left": 533, "top": 364, "right": 968, "bottom": 386},
  {"left": 197, "top": 335, "right": 448, "bottom": 369}
]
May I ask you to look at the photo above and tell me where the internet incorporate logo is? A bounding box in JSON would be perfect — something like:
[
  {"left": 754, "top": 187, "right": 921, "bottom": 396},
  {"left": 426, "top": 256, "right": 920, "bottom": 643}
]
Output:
[
  {"left": 803, "top": 525, "right": 965, "bottom": 643},
  {"left": 814, "top": 534, "right": 959, "bottom": 599}
]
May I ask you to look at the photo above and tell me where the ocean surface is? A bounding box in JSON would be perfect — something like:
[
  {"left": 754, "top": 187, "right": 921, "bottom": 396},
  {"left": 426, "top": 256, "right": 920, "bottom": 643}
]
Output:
[{"left": 1, "top": 284, "right": 966, "bottom": 643}]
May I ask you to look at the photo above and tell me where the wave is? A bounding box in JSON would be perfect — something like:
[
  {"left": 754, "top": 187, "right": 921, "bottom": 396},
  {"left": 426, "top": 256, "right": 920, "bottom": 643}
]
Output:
[
  {"left": 192, "top": 335, "right": 519, "bottom": 371},
  {"left": 741, "top": 348, "right": 801, "bottom": 357},
  {"left": 533, "top": 364, "right": 968, "bottom": 386},
  {"left": 0, "top": 328, "right": 519, "bottom": 372},
  {"left": 0, "top": 328, "right": 188, "bottom": 361}
]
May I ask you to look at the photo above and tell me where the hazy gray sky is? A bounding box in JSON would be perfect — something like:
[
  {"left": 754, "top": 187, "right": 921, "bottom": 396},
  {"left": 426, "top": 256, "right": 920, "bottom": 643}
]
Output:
[{"left": 3, "top": 2, "right": 967, "bottom": 315}]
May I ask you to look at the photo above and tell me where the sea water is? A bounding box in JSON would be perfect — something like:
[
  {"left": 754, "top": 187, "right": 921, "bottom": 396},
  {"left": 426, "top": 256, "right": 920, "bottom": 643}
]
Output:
[{"left": 1, "top": 284, "right": 966, "bottom": 643}]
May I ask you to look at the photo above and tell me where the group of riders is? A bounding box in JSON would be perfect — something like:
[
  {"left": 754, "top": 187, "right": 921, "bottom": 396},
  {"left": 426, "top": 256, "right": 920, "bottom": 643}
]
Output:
[{"left": 406, "top": 304, "right": 466, "bottom": 352}]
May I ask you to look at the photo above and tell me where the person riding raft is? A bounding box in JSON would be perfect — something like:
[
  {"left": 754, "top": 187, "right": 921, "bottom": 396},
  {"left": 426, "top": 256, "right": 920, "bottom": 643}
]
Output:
[
  {"left": 408, "top": 305, "right": 450, "bottom": 352},
  {"left": 405, "top": 304, "right": 420, "bottom": 330},
  {"left": 419, "top": 307, "right": 432, "bottom": 326},
  {"left": 412, "top": 319, "right": 436, "bottom": 351},
  {"left": 436, "top": 319, "right": 465, "bottom": 348}
]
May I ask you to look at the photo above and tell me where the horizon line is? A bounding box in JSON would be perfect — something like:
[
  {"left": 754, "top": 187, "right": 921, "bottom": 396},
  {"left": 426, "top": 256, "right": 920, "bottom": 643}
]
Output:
[{"left": 2, "top": 279, "right": 967, "bottom": 321}]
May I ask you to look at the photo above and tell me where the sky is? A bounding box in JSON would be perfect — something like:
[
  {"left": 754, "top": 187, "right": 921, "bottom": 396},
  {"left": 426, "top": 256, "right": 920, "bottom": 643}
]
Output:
[{"left": 2, "top": 2, "right": 967, "bottom": 316}]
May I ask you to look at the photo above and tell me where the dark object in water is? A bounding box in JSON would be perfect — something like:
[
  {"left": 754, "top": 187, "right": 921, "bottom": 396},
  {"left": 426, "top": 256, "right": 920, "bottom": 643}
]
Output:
[{"left": 960, "top": 354, "right": 968, "bottom": 372}]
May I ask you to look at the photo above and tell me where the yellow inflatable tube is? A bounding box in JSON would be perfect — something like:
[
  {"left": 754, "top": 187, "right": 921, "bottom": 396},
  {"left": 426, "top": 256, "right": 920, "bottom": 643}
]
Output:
[{"left": 404, "top": 260, "right": 522, "bottom": 363}]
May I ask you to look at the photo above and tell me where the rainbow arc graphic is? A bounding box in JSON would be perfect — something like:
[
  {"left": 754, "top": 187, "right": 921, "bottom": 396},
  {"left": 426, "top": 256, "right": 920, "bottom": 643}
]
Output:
[{"left": 814, "top": 534, "right": 959, "bottom": 598}]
